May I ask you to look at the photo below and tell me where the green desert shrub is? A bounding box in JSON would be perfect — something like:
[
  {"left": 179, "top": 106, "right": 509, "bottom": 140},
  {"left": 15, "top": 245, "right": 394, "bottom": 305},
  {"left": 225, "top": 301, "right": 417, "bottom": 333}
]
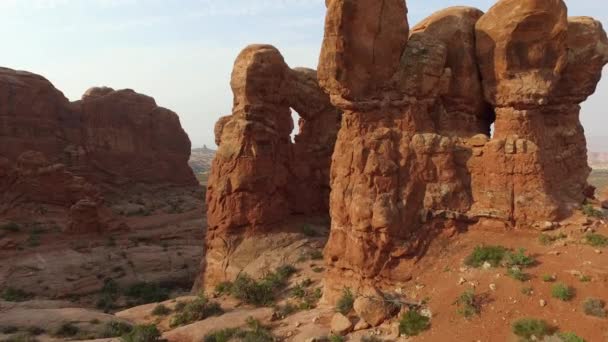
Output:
[
  {"left": 335, "top": 288, "right": 354, "bottom": 315},
  {"left": 25, "top": 327, "right": 44, "bottom": 336},
  {"left": 1, "top": 287, "right": 32, "bottom": 302},
  {"left": 582, "top": 298, "right": 606, "bottom": 318},
  {"left": 456, "top": 290, "right": 481, "bottom": 318},
  {"left": 507, "top": 267, "right": 529, "bottom": 282},
  {"left": 558, "top": 332, "right": 586, "bottom": 342},
  {"left": 328, "top": 335, "right": 345, "bottom": 342},
  {"left": 52, "top": 322, "right": 79, "bottom": 338},
  {"left": 512, "top": 318, "right": 552, "bottom": 340},
  {"left": 101, "top": 321, "right": 133, "bottom": 338},
  {"left": 539, "top": 232, "right": 567, "bottom": 246},
  {"left": 551, "top": 283, "right": 574, "bottom": 301},
  {"left": 465, "top": 245, "right": 508, "bottom": 267},
  {"left": 228, "top": 265, "right": 296, "bottom": 306},
  {"left": 124, "top": 282, "right": 169, "bottom": 305},
  {"left": 585, "top": 233, "right": 608, "bottom": 247},
  {"left": 1, "top": 326, "right": 19, "bottom": 334},
  {"left": 203, "top": 317, "right": 274, "bottom": 342},
  {"left": 582, "top": 204, "right": 605, "bottom": 218},
  {"left": 170, "top": 296, "right": 223, "bottom": 327},
  {"left": 0, "top": 222, "right": 20, "bottom": 232},
  {"left": 504, "top": 248, "right": 536, "bottom": 268},
  {"left": 151, "top": 304, "right": 171, "bottom": 316},
  {"left": 399, "top": 310, "right": 430, "bottom": 336},
  {"left": 120, "top": 324, "right": 161, "bottom": 342}
]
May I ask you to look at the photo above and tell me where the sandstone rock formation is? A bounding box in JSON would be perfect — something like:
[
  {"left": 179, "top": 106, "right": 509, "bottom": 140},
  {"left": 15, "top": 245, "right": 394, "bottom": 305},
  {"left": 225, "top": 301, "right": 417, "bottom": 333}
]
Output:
[
  {"left": 202, "top": 45, "right": 340, "bottom": 288},
  {"left": 200, "top": 0, "right": 607, "bottom": 305},
  {"left": 315, "top": 0, "right": 607, "bottom": 301},
  {"left": 0, "top": 67, "right": 196, "bottom": 232}
]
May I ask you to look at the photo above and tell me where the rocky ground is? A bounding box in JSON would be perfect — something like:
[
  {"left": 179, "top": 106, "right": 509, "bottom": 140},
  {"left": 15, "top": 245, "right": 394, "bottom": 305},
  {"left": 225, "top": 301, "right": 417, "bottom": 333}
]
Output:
[{"left": 1, "top": 201, "right": 606, "bottom": 342}]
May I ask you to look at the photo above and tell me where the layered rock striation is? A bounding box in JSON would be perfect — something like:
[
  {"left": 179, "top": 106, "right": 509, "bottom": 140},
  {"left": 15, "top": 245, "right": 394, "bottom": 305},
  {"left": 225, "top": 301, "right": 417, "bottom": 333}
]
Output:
[
  {"left": 318, "top": 0, "right": 607, "bottom": 298},
  {"left": 0, "top": 67, "right": 196, "bottom": 231},
  {"left": 202, "top": 45, "right": 341, "bottom": 288},
  {"left": 202, "top": 0, "right": 607, "bottom": 299}
]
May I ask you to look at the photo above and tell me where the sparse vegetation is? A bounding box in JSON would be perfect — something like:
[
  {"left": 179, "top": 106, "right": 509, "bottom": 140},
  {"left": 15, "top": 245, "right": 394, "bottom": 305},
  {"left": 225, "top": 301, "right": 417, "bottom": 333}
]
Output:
[
  {"left": 579, "top": 275, "right": 591, "bottom": 283},
  {"left": 0, "top": 222, "right": 20, "bottom": 232},
  {"left": 504, "top": 248, "right": 536, "bottom": 268},
  {"left": 585, "top": 233, "right": 608, "bottom": 247},
  {"left": 1, "top": 326, "right": 19, "bottom": 334},
  {"left": 465, "top": 245, "right": 507, "bottom": 267},
  {"left": 2, "top": 332, "right": 40, "bottom": 342},
  {"left": 301, "top": 224, "right": 318, "bottom": 237},
  {"left": 312, "top": 267, "right": 324, "bottom": 273},
  {"left": 151, "top": 304, "right": 171, "bottom": 316},
  {"left": 558, "top": 332, "right": 586, "bottom": 342},
  {"left": 273, "top": 302, "right": 298, "bottom": 319},
  {"left": 328, "top": 335, "right": 345, "bottom": 342},
  {"left": 507, "top": 267, "right": 529, "bottom": 282},
  {"left": 335, "top": 288, "right": 354, "bottom": 315},
  {"left": 1, "top": 287, "right": 32, "bottom": 302},
  {"left": 582, "top": 204, "right": 605, "bottom": 218},
  {"left": 551, "top": 283, "right": 574, "bottom": 301},
  {"left": 582, "top": 298, "right": 606, "bottom": 318},
  {"left": 222, "top": 265, "right": 297, "bottom": 306},
  {"left": 542, "top": 274, "right": 556, "bottom": 282},
  {"left": 26, "top": 232, "right": 41, "bottom": 247},
  {"left": 203, "top": 317, "right": 274, "bottom": 342},
  {"left": 120, "top": 324, "right": 161, "bottom": 342},
  {"left": 539, "top": 232, "right": 567, "bottom": 246},
  {"left": 214, "top": 281, "right": 233, "bottom": 295},
  {"left": 456, "top": 290, "right": 481, "bottom": 318},
  {"left": 124, "top": 282, "right": 169, "bottom": 305},
  {"left": 97, "top": 278, "right": 119, "bottom": 312},
  {"left": 101, "top": 321, "right": 133, "bottom": 338},
  {"left": 512, "top": 318, "right": 552, "bottom": 340},
  {"left": 25, "top": 327, "right": 44, "bottom": 336},
  {"left": 170, "top": 296, "right": 223, "bottom": 327},
  {"left": 399, "top": 310, "right": 430, "bottom": 336},
  {"left": 361, "top": 336, "right": 382, "bottom": 342},
  {"left": 466, "top": 245, "right": 536, "bottom": 271},
  {"left": 52, "top": 322, "right": 79, "bottom": 338},
  {"left": 309, "top": 250, "right": 323, "bottom": 260}
]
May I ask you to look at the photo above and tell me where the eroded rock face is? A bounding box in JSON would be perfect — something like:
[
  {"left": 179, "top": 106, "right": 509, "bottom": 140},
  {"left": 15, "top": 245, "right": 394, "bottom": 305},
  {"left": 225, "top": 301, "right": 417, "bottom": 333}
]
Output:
[
  {"left": 77, "top": 88, "right": 196, "bottom": 187},
  {"left": 316, "top": 0, "right": 607, "bottom": 301},
  {"left": 0, "top": 67, "right": 196, "bottom": 232},
  {"left": 202, "top": 45, "right": 341, "bottom": 289},
  {"left": 318, "top": 0, "right": 409, "bottom": 100},
  {"left": 200, "top": 0, "right": 606, "bottom": 303}
]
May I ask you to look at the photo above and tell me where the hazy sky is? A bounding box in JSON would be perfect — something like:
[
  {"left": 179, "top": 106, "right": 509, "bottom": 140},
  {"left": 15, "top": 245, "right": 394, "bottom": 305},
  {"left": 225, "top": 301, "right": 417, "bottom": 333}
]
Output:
[{"left": 1, "top": 0, "right": 606, "bottom": 149}]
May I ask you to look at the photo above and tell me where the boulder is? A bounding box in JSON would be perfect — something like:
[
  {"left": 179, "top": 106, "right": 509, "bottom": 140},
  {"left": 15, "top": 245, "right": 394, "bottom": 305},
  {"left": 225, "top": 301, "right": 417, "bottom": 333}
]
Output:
[
  {"left": 353, "top": 291, "right": 391, "bottom": 327},
  {"left": 330, "top": 313, "right": 353, "bottom": 336}
]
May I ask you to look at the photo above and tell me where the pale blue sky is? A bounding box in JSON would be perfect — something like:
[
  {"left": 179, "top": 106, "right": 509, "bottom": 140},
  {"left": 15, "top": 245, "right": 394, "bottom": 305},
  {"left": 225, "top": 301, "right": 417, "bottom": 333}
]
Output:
[{"left": 1, "top": 0, "right": 606, "bottom": 149}]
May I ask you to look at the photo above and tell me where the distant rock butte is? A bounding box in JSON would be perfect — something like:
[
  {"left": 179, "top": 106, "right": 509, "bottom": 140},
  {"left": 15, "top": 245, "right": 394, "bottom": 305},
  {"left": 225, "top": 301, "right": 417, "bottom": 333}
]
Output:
[
  {"left": 0, "top": 68, "right": 196, "bottom": 232},
  {"left": 202, "top": 0, "right": 608, "bottom": 301}
]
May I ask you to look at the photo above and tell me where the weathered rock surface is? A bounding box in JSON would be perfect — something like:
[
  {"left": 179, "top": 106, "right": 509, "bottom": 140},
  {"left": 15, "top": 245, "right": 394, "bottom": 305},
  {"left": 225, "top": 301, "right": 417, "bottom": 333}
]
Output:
[
  {"left": 318, "top": 0, "right": 409, "bottom": 100},
  {"left": 353, "top": 289, "right": 391, "bottom": 327},
  {"left": 316, "top": 0, "right": 607, "bottom": 301},
  {"left": 202, "top": 45, "right": 340, "bottom": 289},
  {"left": 163, "top": 307, "right": 273, "bottom": 342},
  {"left": 0, "top": 67, "right": 197, "bottom": 233},
  {"left": 330, "top": 313, "right": 353, "bottom": 336},
  {"left": 201, "top": 0, "right": 607, "bottom": 305}
]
